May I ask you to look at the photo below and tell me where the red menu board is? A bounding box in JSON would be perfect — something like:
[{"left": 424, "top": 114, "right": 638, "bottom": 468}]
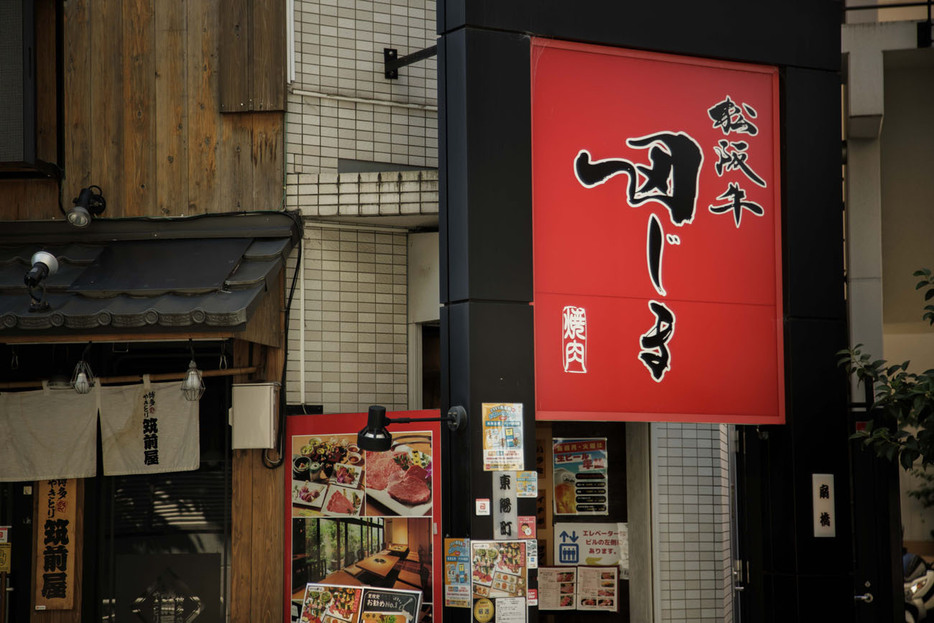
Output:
[
  {"left": 531, "top": 38, "right": 784, "bottom": 424},
  {"left": 285, "top": 411, "right": 442, "bottom": 623}
]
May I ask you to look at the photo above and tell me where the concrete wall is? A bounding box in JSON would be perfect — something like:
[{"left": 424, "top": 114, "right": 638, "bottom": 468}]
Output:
[
  {"left": 844, "top": 22, "right": 934, "bottom": 546},
  {"left": 880, "top": 47, "right": 934, "bottom": 543}
]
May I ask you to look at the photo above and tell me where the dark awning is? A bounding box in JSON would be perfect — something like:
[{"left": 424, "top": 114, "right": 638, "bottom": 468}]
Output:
[{"left": 0, "top": 212, "right": 301, "bottom": 335}]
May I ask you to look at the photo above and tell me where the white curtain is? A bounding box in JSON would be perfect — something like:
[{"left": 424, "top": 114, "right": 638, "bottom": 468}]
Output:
[
  {"left": 0, "top": 377, "right": 201, "bottom": 481},
  {"left": 98, "top": 377, "right": 200, "bottom": 476},
  {"left": 0, "top": 383, "right": 99, "bottom": 481}
]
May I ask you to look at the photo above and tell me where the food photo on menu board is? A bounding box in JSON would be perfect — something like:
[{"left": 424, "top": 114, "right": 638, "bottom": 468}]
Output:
[
  {"left": 299, "top": 585, "right": 362, "bottom": 623},
  {"left": 292, "top": 433, "right": 433, "bottom": 518},
  {"left": 299, "top": 584, "right": 422, "bottom": 623},
  {"left": 287, "top": 414, "right": 441, "bottom": 623},
  {"left": 577, "top": 566, "right": 619, "bottom": 612},
  {"left": 470, "top": 541, "right": 527, "bottom": 599}
]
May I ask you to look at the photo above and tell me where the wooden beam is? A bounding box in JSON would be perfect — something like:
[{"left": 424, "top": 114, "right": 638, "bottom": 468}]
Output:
[
  {"left": 63, "top": 0, "right": 91, "bottom": 203},
  {"left": 0, "top": 366, "right": 259, "bottom": 390},
  {"left": 230, "top": 340, "right": 255, "bottom": 623},
  {"left": 123, "top": 0, "right": 156, "bottom": 217},
  {"left": 240, "top": 268, "right": 286, "bottom": 348},
  {"left": 218, "top": 0, "right": 251, "bottom": 112},
  {"left": 154, "top": 0, "right": 188, "bottom": 218},
  {"left": 0, "top": 330, "right": 238, "bottom": 345},
  {"left": 186, "top": 0, "right": 218, "bottom": 215},
  {"left": 252, "top": 0, "right": 285, "bottom": 111},
  {"left": 251, "top": 342, "right": 284, "bottom": 622}
]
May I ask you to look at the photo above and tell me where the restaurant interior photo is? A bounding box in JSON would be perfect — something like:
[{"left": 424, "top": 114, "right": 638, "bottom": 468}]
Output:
[{"left": 291, "top": 517, "right": 433, "bottom": 599}]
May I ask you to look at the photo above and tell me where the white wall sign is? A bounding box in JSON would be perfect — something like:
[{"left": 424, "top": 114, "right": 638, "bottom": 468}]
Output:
[
  {"left": 812, "top": 473, "right": 836, "bottom": 538},
  {"left": 493, "top": 472, "right": 519, "bottom": 540}
]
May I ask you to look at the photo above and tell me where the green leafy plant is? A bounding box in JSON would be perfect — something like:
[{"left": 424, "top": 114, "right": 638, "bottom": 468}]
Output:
[
  {"left": 907, "top": 468, "right": 934, "bottom": 508},
  {"left": 838, "top": 269, "right": 934, "bottom": 470}
]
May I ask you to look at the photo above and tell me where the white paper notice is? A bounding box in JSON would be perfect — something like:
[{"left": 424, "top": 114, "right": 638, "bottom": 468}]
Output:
[{"left": 495, "top": 597, "right": 527, "bottom": 623}]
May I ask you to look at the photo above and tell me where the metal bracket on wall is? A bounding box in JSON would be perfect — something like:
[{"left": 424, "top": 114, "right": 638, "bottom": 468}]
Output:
[{"left": 384, "top": 46, "right": 438, "bottom": 79}]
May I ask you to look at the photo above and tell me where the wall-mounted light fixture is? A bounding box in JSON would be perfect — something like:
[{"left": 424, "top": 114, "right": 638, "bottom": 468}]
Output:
[
  {"left": 24, "top": 250, "right": 58, "bottom": 312},
  {"left": 180, "top": 340, "right": 205, "bottom": 401},
  {"left": 357, "top": 404, "right": 467, "bottom": 452},
  {"left": 71, "top": 342, "right": 94, "bottom": 394},
  {"left": 68, "top": 185, "right": 106, "bottom": 227}
]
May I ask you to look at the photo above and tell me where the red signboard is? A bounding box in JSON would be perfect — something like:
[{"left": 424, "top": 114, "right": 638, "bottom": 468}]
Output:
[{"left": 532, "top": 39, "right": 784, "bottom": 424}]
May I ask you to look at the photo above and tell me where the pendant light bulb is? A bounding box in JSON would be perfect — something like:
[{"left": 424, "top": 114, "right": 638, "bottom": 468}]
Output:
[
  {"left": 181, "top": 359, "right": 205, "bottom": 401},
  {"left": 71, "top": 359, "right": 94, "bottom": 395}
]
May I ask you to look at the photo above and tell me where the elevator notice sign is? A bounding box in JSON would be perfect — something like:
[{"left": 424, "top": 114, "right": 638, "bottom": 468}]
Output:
[
  {"left": 554, "top": 522, "right": 623, "bottom": 567},
  {"left": 532, "top": 39, "right": 784, "bottom": 425}
]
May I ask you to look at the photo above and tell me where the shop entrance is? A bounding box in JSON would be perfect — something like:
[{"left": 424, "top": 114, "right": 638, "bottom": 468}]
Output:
[
  {"left": 0, "top": 482, "right": 32, "bottom": 623},
  {"left": 0, "top": 340, "right": 235, "bottom": 622},
  {"left": 534, "top": 420, "right": 631, "bottom": 621},
  {"left": 82, "top": 343, "right": 233, "bottom": 622}
]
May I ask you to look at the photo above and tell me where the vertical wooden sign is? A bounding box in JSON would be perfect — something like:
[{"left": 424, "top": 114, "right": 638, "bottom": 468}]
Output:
[{"left": 35, "top": 479, "right": 76, "bottom": 610}]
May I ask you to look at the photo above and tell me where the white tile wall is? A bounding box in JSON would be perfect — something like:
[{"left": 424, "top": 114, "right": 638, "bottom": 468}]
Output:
[
  {"left": 285, "top": 225, "right": 409, "bottom": 413},
  {"left": 285, "top": 0, "right": 438, "bottom": 412},
  {"left": 287, "top": 0, "right": 438, "bottom": 177},
  {"left": 287, "top": 170, "right": 438, "bottom": 218},
  {"left": 653, "top": 423, "right": 734, "bottom": 623}
]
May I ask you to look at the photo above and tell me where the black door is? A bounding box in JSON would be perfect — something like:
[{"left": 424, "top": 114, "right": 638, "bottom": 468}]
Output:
[
  {"left": 849, "top": 394, "right": 903, "bottom": 622},
  {"left": 0, "top": 482, "right": 34, "bottom": 623}
]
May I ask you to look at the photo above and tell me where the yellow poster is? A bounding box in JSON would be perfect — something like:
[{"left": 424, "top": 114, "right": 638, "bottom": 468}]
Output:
[
  {"left": 0, "top": 543, "right": 10, "bottom": 573},
  {"left": 481, "top": 403, "right": 524, "bottom": 471}
]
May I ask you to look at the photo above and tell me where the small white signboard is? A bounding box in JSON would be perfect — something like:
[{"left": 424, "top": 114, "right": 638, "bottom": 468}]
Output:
[
  {"left": 812, "top": 473, "right": 836, "bottom": 538},
  {"left": 554, "top": 522, "right": 623, "bottom": 566}
]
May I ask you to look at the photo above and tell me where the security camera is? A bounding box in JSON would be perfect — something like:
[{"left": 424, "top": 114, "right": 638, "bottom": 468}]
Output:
[{"left": 24, "top": 251, "right": 59, "bottom": 288}]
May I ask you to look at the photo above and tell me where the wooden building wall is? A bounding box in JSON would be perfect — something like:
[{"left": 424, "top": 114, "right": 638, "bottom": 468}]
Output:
[
  {"left": 12, "top": 1, "right": 288, "bottom": 621},
  {"left": 0, "top": 0, "right": 285, "bottom": 221}
]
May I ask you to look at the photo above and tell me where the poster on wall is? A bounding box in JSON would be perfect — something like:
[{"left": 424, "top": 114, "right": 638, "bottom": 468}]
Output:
[
  {"left": 553, "top": 522, "right": 623, "bottom": 566},
  {"left": 531, "top": 39, "right": 784, "bottom": 425},
  {"left": 444, "top": 538, "right": 471, "bottom": 608},
  {"left": 577, "top": 566, "right": 618, "bottom": 612},
  {"left": 552, "top": 438, "right": 608, "bottom": 515},
  {"left": 516, "top": 472, "right": 537, "bottom": 498},
  {"left": 538, "top": 566, "right": 617, "bottom": 612},
  {"left": 298, "top": 583, "right": 423, "bottom": 623},
  {"left": 286, "top": 411, "right": 443, "bottom": 623},
  {"left": 537, "top": 567, "right": 576, "bottom": 610},
  {"left": 470, "top": 541, "right": 528, "bottom": 600},
  {"left": 361, "top": 587, "right": 422, "bottom": 622},
  {"left": 481, "top": 404, "right": 524, "bottom": 471},
  {"left": 34, "top": 478, "right": 76, "bottom": 610},
  {"left": 291, "top": 431, "right": 433, "bottom": 519}
]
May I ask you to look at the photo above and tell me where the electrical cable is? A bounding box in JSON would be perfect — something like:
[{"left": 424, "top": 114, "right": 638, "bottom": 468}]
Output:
[{"left": 263, "top": 210, "right": 304, "bottom": 469}]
